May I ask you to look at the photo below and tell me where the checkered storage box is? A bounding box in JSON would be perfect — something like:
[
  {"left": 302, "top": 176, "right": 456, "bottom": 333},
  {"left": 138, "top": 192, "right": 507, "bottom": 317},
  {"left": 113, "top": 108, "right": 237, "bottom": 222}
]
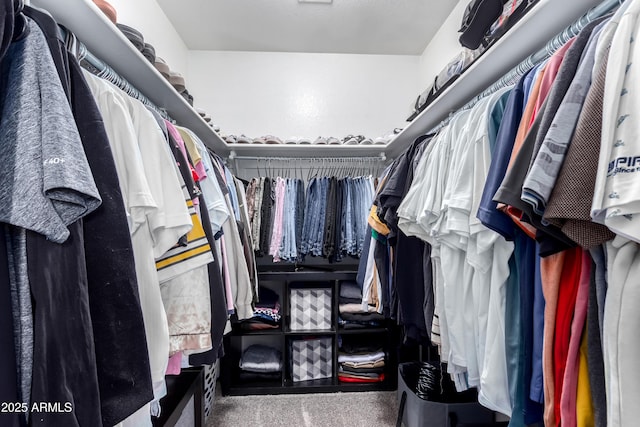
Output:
[
  {"left": 290, "top": 337, "right": 333, "bottom": 382},
  {"left": 289, "top": 288, "right": 332, "bottom": 331}
]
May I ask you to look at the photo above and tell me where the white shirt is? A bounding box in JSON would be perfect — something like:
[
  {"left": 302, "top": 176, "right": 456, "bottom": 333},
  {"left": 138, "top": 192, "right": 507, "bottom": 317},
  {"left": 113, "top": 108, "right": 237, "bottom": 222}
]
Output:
[
  {"left": 85, "top": 72, "right": 192, "bottom": 427},
  {"left": 593, "top": 0, "right": 640, "bottom": 241}
]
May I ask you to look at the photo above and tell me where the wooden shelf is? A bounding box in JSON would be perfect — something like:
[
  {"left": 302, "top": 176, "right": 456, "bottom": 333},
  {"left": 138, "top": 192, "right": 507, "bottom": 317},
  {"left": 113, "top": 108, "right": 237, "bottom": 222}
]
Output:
[
  {"left": 31, "top": 0, "right": 230, "bottom": 156},
  {"left": 258, "top": 270, "right": 356, "bottom": 282},
  {"left": 224, "top": 380, "right": 284, "bottom": 396},
  {"left": 284, "top": 377, "right": 335, "bottom": 389},
  {"left": 337, "top": 327, "right": 388, "bottom": 335},
  {"left": 336, "top": 382, "right": 396, "bottom": 392},
  {"left": 230, "top": 327, "right": 283, "bottom": 336},
  {"left": 285, "top": 328, "right": 335, "bottom": 336}
]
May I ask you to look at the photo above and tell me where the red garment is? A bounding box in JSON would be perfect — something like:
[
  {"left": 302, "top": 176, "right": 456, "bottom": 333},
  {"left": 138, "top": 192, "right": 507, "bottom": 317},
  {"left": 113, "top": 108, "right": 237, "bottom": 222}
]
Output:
[
  {"left": 338, "top": 373, "right": 385, "bottom": 383},
  {"left": 553, "top": 247, "right": 583, "bottom": 427},
  {"left": 560, "top": 251, "right": 591, "bottom": 427},
  {"left": 542, "top": 251, "right": 567, "bottom": 426},
  {"left": 532, "top": 38, "right": 575, "bottom": 120}
]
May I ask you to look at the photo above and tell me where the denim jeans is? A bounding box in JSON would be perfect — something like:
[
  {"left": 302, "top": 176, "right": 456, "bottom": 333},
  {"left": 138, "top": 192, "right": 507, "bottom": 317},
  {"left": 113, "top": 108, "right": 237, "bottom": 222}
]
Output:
[
  {"left": 279, "top": 179, "right": 298, "bottom": 262},
  {"left": 300, "top": 178, "right": 317, "bottom": 255},
  {"left": 311, "top": 178, "right": 328, "bottom": 256},
  {"left": 294, "top": 179, "right": 305, "bottom": 259}
]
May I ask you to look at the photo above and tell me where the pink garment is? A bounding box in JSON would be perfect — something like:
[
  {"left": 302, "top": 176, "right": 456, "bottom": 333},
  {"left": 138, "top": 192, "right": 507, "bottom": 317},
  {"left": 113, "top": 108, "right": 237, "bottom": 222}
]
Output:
[
  {"left": 559, "top": 252, "right": 591, "bottom": 427},
  {"left": 193, "top": 161, "right": 207, "bottom": 183},
  {"left": 165, "top": 120, "right": 200, "bottom": 206},
  {"left": 542, "top": 251, "right": 566, "bottom": 427},
  {"left": 166, "top": 352, "right": 182, "bottom": 375},
  {"left": 269, "top": 178, "right": 286, "bottom": 262},
  {"left": 533, "top": 38, "right": 576, "bottom": 120}
]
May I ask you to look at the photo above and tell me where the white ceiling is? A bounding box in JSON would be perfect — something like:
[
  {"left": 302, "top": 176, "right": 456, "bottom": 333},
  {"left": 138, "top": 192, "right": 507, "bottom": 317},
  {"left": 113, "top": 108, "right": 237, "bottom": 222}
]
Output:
[{"left": 156, "top": 0, "right": 458, "bottom": 55}]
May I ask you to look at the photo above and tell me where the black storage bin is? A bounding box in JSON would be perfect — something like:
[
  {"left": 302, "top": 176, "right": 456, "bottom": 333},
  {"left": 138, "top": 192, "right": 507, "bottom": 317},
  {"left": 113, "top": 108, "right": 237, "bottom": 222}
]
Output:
[{"left": 396, "top": 362, "right": 496, "bottom": 427}]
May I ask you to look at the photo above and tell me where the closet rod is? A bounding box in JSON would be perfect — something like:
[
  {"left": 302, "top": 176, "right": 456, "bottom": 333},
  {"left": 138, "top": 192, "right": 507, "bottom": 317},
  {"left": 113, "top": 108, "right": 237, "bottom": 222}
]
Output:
[
  {"left": 229, "top": 155, "right": 387, "bottom": 162},
  {"left": 430, "top": 0, "right": 622, "bottom": 133},
  {"left": 59, "top": 27, "right": 172, "bottom": 121}
]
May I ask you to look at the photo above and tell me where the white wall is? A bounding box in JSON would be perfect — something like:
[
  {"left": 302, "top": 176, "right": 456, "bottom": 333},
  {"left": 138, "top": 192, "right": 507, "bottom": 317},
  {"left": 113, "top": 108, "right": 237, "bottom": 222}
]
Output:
[
  {"left": 187, "top": 51, "right": 420, "bottom": 139},
  {"left": 418, "top": 0, "right": 469, "bottom": 90},
  {"left": 107, "top": 0, "right": 189, "bottom": 76}
]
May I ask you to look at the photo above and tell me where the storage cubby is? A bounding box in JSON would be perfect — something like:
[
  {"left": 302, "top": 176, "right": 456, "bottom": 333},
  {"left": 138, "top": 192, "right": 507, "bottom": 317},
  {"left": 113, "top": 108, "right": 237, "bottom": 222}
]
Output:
[{"left": 220, "top": 269, "right": 398, "bottom": 395}]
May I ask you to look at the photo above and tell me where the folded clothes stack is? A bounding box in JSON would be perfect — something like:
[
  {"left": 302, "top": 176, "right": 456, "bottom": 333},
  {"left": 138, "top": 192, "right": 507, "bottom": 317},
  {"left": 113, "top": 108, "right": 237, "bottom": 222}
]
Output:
[
  {"left": 240, "top": 287, "right": 282, "bottom": 331},
  {"left": 338, "top": 346, "right": 385, "bottom": 383},
  {"left": 338, "top": 281, "right": 383, "bottom": 329},
  {"left": 238, "top": 344, "right": 282, "bottom": 382}
]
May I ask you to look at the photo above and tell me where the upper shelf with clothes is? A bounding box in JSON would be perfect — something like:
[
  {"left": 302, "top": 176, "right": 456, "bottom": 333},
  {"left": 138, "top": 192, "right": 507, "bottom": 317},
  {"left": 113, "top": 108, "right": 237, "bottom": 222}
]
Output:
[
  {"left": 384, "top": 0, "right": 608, "bottom": 159},
  {"left": 30, "top": 0, "right": 614, "bottom": 160},
  {"left": 31, "top": 0, "right": 231, "bottom": 156}
]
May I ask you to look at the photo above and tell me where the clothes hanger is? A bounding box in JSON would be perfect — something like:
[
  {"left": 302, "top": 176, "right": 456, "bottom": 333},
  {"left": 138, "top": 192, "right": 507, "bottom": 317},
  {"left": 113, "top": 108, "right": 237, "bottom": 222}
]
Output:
[{"left": 12, "top": 0, "right": 29, "bottom": 42}]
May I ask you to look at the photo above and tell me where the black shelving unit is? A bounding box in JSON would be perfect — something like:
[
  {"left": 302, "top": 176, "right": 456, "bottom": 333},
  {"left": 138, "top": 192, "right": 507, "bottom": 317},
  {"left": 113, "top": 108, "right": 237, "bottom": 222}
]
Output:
[
  {"left": 154, "top": 368, "right": 205, "bottom": 427},
  {"left": 220, "top": 266, "right": 398, "bottom": 396}
]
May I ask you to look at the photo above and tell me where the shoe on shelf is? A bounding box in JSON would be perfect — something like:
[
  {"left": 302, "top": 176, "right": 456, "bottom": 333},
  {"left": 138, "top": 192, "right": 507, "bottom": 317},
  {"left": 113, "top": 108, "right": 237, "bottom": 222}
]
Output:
[
  {"left": 373, "top": 136, "right": 389, "bottom": 145},
  {"left": 169, "top": 72, "right": 186, "bottom": 93},
  {"left": 116, "top": 24, "right": 144, "bottom": 52},
  {"left": 237, "top": 135, "right": 252, "bottom": 144},
  {"left": 327, "top": 137, "right": 341, "bottom": 145},
  {"left": 284, "top": 137, "right": 299, "bottom": 144},
  {"left": 359, "top": 137, "right": 373, "bottom": 145},
  {"left": 180, "top": 89, "right": 193, "bottom": 106},
  {"left": 313, "top": 137, "right": 328, "bottom": 145},
  {"left": 142, "top": 43, "right": 156, "bottom": 63},
  {"left": 252, "top": 136, "right": 267, "bottom": 144},
  {"left": 154, "top": 57, "right": 170, "bottom": 80},
  {"left": 342, "top": 135, "right": 358, "bottom": 145},
  {"left": 265, "top": 135, "right": 283, "bottom": 144},
  {"left": 93, "top": 0, "right": 118, "bottom": 24},
  {"left": 298, "top": 137, "right": 312, "bottom": 145},
  {"left": 224, "top": 135, "right": 238, "bottom": 144}
]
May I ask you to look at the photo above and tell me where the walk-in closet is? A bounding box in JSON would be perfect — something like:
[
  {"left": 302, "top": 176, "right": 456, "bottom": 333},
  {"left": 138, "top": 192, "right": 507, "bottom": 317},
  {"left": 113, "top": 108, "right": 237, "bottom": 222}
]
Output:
[{"left": 1, "top": 0, "right": 637, "bottom": 426}]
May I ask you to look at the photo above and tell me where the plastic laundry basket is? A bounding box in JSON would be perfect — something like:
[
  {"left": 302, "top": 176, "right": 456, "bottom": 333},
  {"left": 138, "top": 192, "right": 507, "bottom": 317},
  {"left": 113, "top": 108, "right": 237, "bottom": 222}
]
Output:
[{"left": 396, "top": 362, "right": 496, "bottom": 427}]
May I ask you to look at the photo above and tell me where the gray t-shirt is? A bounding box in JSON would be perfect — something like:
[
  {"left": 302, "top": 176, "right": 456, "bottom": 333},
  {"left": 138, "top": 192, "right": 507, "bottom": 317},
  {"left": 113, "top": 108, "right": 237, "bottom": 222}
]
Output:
[
  {"left": 0, "top": 18, "right": 101, "bottom": 413},
  {"left": 0, "top": 18, "right": 101, "bottom": 244},
  {"left": 521, "top": 22, "right": 606, "bottom": 214}
]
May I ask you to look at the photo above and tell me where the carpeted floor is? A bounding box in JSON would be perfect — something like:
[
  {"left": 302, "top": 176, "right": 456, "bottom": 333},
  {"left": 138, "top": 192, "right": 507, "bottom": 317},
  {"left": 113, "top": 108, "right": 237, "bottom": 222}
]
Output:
[{"left": 208, "top": 389, "right": 398, "bottom": 427}]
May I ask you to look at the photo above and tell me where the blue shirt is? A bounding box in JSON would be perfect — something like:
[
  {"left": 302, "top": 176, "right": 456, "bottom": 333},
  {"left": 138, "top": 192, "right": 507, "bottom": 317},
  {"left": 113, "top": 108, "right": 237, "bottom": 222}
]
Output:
[{"left": 477, "top": 69, "right": 533, "bottom": 240}]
